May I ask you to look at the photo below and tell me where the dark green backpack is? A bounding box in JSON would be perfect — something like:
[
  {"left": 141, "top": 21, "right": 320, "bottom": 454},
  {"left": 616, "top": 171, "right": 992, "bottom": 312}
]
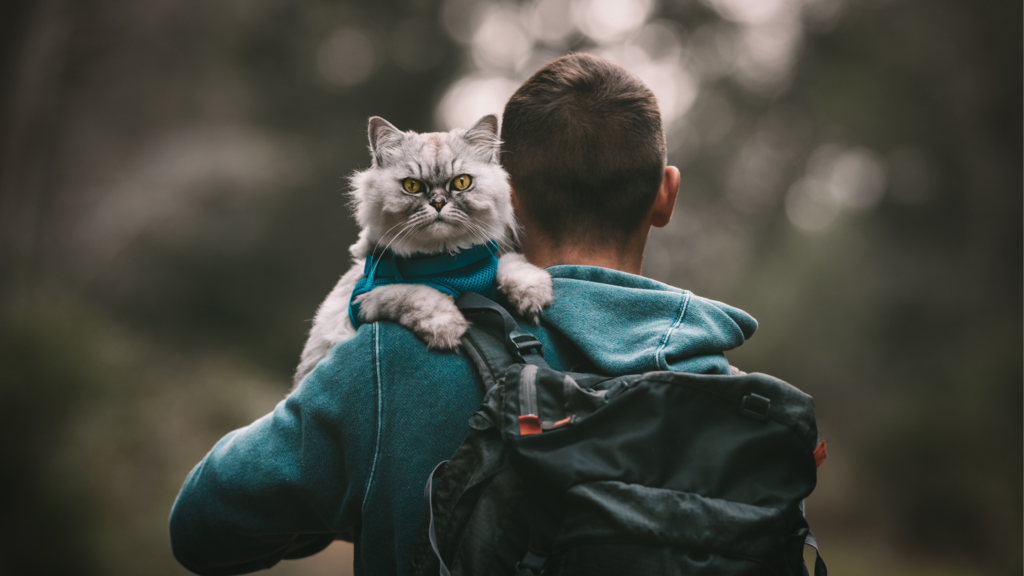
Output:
[{"left": 409, "top": 293, "right": 827, "bottom": 576}]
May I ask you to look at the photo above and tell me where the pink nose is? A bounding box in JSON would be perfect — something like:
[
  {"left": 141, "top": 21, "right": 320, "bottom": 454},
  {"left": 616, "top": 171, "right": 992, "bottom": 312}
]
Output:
[{"left": 431, "top": 200, "right": 446, "bottom": 212}]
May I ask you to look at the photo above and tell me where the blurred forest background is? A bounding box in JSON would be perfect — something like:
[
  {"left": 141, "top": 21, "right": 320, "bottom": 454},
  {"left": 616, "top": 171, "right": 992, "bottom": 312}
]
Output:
[{"left": 0, "top": 0, "right": 1019, "bottom": 574}]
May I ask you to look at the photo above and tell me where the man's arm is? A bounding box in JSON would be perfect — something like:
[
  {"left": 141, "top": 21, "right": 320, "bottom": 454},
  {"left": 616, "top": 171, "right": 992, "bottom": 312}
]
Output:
[{"left": 169, "top": 329, "right": 379, "bottom": 576}]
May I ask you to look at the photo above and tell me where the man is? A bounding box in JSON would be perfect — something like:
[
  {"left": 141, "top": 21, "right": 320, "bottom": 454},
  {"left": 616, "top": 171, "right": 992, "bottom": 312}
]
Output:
[{"left": 170, "top": 53, "right": 756, "bottom": 576}]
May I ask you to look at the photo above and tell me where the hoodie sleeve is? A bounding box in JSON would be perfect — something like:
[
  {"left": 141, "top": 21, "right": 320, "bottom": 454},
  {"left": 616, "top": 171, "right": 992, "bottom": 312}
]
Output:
[
  {"left": 662, "top": 293, "right": 758, "bottom": 375},
  {"left": 169, "top": 326, "right": 379, "bottom": 576}
]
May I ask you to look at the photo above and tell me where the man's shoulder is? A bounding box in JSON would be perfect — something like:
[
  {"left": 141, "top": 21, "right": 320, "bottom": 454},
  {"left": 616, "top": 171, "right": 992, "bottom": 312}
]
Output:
[
  {"left": 307, "top": 320, "right": 484, "bottom": 395},
  {"left": 373, "top": 320, "right": 483, "bottom": 374}
]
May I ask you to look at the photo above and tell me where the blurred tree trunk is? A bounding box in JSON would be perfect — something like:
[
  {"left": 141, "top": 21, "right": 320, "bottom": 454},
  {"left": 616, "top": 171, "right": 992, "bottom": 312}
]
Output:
[
  {"left": 0, "top": 5, "right": 103, "bottom": 576},
  {"left": 0, "top": 0, "right": 71, "bottom": 298}
]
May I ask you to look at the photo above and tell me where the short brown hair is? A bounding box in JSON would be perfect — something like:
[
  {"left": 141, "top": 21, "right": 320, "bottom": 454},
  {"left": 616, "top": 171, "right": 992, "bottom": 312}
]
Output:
[{"left": 501, "top": 53, "right": 666, "bottom": 245}]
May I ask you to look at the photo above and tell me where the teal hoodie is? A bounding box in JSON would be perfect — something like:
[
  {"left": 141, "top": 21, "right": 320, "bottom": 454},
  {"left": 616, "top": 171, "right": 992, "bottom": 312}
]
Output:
[{"left": 169, "top": 265, "right": 757, "bottom": 576}]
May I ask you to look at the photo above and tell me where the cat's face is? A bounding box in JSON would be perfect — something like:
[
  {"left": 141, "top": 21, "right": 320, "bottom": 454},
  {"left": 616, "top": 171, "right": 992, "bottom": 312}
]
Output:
[{"left": 349, "top": 115, "right": 514, "bottom": 257}]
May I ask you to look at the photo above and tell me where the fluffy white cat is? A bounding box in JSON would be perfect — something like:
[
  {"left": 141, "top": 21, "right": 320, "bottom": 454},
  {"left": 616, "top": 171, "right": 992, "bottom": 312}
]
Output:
[{"left": 293, "top": 115, "right": 553, "bottom": 386}]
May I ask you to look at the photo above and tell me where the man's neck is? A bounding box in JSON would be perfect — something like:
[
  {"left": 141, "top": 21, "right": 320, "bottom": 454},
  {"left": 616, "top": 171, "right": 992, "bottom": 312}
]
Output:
[{"left": 520, "top": 232, "right": 648, "bottom": 276}]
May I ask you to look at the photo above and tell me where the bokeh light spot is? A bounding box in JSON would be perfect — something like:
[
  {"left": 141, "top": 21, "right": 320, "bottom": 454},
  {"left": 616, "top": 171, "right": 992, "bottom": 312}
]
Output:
[
  {"left": 316, "top": 28, "right": 375, "bottom": 88},
  {"left": 785, "top": 177, "right": 840, "bottom": 232},
  {"left": 527, "top": 0, "right": 578, "bottom": 45},
  {"left": 704, "top": 0, "right": 789, "bottom": 26},
  {"left": 574, "top": 0, "right": 654, "bottom": 43},
  {"left": 828, "top": 148, "right": 887, "bottom": 210},
  {"left": 472, "top": 5, "right": 533, "bottom": 71},
  {"left": 437, "top": 75, "right": 520, "bottom": 130}
]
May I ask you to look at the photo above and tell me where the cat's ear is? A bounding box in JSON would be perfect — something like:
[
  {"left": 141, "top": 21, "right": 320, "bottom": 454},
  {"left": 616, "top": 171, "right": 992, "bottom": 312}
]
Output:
[
  {"left": 463, "top": 114, "right": 500, "bottom": 162},
  {"left": 368, "top": 116, "right": 404, "bottom": 167}
]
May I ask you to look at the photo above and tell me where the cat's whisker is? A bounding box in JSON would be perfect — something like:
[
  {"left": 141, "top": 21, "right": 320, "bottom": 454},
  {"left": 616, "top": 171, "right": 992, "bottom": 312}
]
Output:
[
  {"left": 378, "top": 225, "right": 417, "bottom": 257},
  {"left": 374, "top": 220, "right": 419, "bottom": 257},
  {"left": 455, "top": 220, "right": 499, "bottom": 251},
  {"left": 378, "top": 214, "right": 430, "bottom": 257},
  {"left": 445, "top": 211, "right": 494, "bottom": 243},
  {"left": 448, "top": 212, "right": 513, "bottom": 252},
  {"left": 382, "top": 213, "right": 431, "bottom": 249},
  {"left": 371, "top": 219, "right": 417, "bottom": 256}
]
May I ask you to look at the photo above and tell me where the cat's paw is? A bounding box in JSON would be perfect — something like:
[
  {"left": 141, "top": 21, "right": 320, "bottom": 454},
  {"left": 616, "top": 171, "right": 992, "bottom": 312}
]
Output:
[
  {"left": 412, "top": 305, "right": 469, "bottom": 350},
  {"left": 355, "top": 284, "right": 467, "bottom": 350},
  {"left": 497, "top": 253, "right": 553, "bottom": 325}
]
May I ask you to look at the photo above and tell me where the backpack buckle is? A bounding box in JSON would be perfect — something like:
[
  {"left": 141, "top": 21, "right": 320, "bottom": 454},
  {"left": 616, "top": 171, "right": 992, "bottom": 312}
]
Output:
[
  {"left": 740, "top": 393, "right": 771, "bottom": 420},
  {"left": 509, "top": 331, "right": 543, "bottom": 357},
  {"left": 515, "top": 551, "right": 546, "bottom": 575}
]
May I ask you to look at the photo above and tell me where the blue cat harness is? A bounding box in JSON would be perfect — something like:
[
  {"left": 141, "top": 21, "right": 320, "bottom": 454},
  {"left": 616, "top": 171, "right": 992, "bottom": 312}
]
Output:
[{"left": 348, "top": 241, "right": 500, "bottom": 328}]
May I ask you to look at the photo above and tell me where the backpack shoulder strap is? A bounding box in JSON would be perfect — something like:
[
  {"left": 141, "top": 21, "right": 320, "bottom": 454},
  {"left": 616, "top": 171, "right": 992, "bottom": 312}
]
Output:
[
  {"left": 456, "top": 292, "right": 550, "bottom": 393},
  {"left": 461, "top": 325, "right": 515, "bottom": 394}
]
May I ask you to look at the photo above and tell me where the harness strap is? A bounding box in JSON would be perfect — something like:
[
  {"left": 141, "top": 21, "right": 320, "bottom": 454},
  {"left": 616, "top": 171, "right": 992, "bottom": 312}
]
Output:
[
  {"left": 802, "top": 531, "right": 827, "bottom": 576},
  {"left": 372, "top": 241, "right": 499, "bottom": 277}
]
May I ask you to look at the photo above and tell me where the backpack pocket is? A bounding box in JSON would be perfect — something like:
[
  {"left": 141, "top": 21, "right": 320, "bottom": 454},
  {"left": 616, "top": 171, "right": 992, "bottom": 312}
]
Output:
[{"left": 551, "top": 480, "right": 787, "bottom": 575}]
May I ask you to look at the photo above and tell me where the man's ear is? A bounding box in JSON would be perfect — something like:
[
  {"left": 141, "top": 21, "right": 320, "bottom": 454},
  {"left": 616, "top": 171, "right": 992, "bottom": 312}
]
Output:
[
  {"left": 368, "top": 116, "right": 403, "bottom": 167},
  {"left": 650, "top": 166, "right": 680, "bottom": 228},
  {"left": 509, "top": 183, "right": 521, "bottom": 213}
]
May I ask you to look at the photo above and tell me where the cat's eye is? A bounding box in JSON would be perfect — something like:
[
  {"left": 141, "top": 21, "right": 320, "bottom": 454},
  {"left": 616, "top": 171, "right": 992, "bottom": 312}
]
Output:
[
  {"left": 402, "top": 178, "right": 424, "bottom": 194},
  {"left": 451, "top": 174, "right": 472, "bottom": 191}
]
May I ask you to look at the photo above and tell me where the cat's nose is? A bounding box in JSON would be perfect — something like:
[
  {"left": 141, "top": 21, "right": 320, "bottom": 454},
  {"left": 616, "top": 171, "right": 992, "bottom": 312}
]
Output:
[{"left": 431, "top": 199, "right": 447, "bottom": 212}]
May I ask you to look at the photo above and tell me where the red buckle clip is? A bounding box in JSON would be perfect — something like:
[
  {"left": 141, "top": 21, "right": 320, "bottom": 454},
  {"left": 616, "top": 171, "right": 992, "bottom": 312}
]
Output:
[
  {"left": 813, "top": 439, "right": 827, "bottom": 468},
  {"left": 518, "top": 415, "right": 542, "bottom": 436}
]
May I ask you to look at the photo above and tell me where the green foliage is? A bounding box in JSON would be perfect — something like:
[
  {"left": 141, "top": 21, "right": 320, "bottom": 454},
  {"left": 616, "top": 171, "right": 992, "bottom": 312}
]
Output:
[{"left": 0, "top": 304, "right": 102, "bottom": 575}]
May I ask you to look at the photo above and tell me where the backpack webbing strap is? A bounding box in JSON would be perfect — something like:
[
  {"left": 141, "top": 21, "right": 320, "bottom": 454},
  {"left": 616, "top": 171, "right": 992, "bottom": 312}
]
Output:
[
  {"left": 803, "top": 531, "right": 827, "bottom": 576},
  {"left": 461, "top": 325, "right": 517, "bottom": 395},
  {"left": 515, "top": 499, "right": 557, "bottom": 575},
  {"left": 456, "top": 292, "right": 550, "bottom": 369},
  {"left": 424, "top": 460, "right": 452, "bottom": 576}
]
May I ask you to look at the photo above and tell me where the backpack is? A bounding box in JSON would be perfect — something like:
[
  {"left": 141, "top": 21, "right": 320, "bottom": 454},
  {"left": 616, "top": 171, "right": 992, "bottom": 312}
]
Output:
[{"left": 409, "top": 292, "right": 828, "bottom": 576}]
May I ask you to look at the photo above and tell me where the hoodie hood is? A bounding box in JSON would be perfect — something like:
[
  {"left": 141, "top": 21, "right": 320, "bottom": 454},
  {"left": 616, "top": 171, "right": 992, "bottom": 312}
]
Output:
[{"left": 539, "top": 265, "right": 757, "bottom": 376}]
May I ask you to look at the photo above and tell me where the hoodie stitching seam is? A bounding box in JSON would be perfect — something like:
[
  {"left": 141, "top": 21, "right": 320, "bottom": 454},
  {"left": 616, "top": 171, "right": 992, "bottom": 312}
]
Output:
[
  {"left": 656, "top": 292, "right": 691, "bottom": 370},
  {"left": 362, "top": 323, "right": 383, "bottom": 511}
]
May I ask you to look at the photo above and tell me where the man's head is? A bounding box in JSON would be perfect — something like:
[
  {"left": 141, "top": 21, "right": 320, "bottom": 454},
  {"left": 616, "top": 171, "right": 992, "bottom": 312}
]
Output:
[{"left": 501, "top": 53, "right": 675, "bottom": 256}]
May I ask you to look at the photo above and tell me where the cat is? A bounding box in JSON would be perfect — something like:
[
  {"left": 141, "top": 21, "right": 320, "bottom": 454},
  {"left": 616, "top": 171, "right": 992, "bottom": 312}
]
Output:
[{"left": 293, "top": 115, "right": 553, "bottom": 386}]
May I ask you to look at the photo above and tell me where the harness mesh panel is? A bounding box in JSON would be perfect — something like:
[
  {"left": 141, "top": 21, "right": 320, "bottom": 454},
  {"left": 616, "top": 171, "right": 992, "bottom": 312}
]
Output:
[{"left": 349, "top": 248, "right": 499, "bottom": 328}]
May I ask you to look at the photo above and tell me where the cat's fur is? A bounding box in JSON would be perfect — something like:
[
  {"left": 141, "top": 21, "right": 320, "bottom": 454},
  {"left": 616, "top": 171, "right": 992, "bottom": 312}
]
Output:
[{"left": 293, "top": 115, "right": 553, "bottom": 386}]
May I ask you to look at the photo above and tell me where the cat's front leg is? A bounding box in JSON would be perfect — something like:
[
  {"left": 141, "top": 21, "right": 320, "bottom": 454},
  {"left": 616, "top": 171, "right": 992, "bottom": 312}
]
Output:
[
  {"left": 496, "top": 253, "right": 553, "bottom": 325},
  {"left": 355, "top": 284, "right": 468, "bottom": 350},
  {"left": 293, "top": 261, "right": 364, "bottom": 387}
]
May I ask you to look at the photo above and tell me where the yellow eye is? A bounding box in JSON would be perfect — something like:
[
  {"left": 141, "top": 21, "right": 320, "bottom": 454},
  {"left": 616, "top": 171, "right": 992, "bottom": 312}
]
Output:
[
  {"left": 451, "top": 174, "right": 472, "bottom": 191},
  {"left": 402, "top": 178, "right": 423, "bottom": 194}
]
